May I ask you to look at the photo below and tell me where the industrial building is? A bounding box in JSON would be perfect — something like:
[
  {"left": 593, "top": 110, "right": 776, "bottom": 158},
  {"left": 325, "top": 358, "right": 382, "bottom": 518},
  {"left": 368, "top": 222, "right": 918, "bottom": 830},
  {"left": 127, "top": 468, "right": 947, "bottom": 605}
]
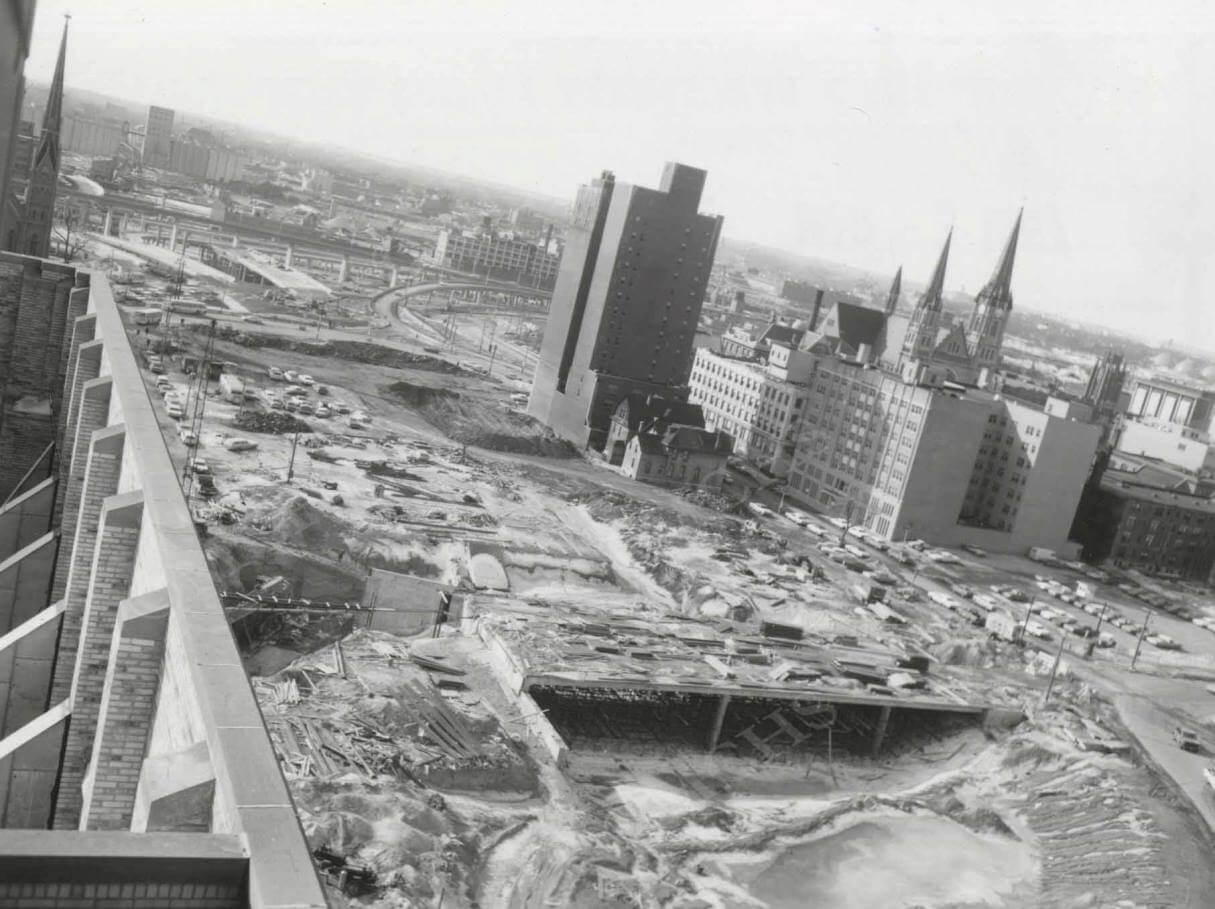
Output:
[
  {"left": 529, "top": 162, "right": 723, "bottom": 450},
  {"left": 432, "top": 226, "right": 560, "bottom": 288},
  {"left": 1117, "top": 373, "right": 1215, "bottom": 474},
  {"left": 142, "top": 104, "right": 175, "bottom": 168}
]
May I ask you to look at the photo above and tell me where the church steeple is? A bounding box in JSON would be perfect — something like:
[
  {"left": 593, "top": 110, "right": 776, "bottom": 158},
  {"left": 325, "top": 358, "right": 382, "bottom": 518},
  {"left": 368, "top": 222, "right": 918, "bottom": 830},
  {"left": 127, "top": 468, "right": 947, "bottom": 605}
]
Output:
[
  {"left": 966, "top": 209, "right": 1023, "bottom": 380},
  {"left": 899, "top": 229, "right": 952, "bottom": 366},
  {"left": 19, "top": 16, "right": 69, "bottom": 259},
  {"left": 33, "top": 16, "right": 68, "bottom": 174},
  {"left": 921, "top": 229, "right": 952, "bottom": 311},
  {"left": 883, "top": 265, "right": 902, "bottom": 317},
  {"left": 981, "top": 208, "right": 1021, "bottom": 310}
]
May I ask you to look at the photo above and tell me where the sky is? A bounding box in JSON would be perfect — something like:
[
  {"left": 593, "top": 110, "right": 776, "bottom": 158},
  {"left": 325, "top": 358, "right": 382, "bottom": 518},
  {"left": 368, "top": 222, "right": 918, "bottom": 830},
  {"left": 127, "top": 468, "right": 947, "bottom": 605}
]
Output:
[{"left": 22, "top": 0, "right": 1215, "bottom": 351}]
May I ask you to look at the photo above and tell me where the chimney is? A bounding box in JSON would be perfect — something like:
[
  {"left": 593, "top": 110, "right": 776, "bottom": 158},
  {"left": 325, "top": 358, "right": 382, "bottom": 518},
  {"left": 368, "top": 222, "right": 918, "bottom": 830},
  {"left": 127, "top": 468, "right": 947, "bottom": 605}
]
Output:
[{"left": 809, "top": 289, "right": 825, "bottom": 331}]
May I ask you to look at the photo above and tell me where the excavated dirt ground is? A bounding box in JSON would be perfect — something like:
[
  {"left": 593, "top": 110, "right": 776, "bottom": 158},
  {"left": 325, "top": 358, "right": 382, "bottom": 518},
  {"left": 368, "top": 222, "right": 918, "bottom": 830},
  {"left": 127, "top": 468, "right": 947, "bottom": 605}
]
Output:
[{"left": 128, "top": 303, "right": 1215, "bottom": 908}]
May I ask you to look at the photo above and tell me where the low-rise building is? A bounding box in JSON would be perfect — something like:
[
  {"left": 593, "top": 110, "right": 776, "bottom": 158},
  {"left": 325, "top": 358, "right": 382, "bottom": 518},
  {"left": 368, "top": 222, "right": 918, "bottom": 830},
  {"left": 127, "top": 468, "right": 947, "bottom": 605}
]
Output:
[
  {"left": 1075, "top": 451, "right": 1215, "bottom": 580},
  {"left": 621, "top": 424, "right": 732, "bottom": 489}
]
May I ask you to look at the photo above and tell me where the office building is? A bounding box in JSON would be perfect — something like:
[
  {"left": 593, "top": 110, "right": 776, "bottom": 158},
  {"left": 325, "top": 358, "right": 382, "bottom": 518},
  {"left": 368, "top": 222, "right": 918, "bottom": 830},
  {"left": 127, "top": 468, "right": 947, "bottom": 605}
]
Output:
[
  {"left": 529, "top": 162, "right": 723, "bottom": 449},
  {"left": 434, "top": 226, "right": 561, "bottom": 288},
  {"left": 786, "top": 358, "right": 1099, "bottom": 555},
  {"left": 5, "top": 15, "right": 65, "bottom": 258},
  {"left": 141, "top": 104, "right": 174, "bottom": 168},
  {"left": 0, "top": 1, "right": 35, "bottom": 252},
  {"left": 1075, "top": 451, "right": 1215, "bottom": 580},
  {"left": 784, "top": 212, "right": 1099, "bottom": 555},
  {"left": 689, "top": 344, "right": 812, "bottom": 476}
]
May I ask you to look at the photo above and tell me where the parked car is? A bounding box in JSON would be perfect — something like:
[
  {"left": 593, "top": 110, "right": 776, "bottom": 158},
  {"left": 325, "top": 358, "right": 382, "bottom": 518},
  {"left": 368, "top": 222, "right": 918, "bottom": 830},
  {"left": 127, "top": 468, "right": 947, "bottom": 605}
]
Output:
[
  {"left": 178, "top": 429, "right": 198, "bottom": 446},
  {"left": 960, "top": 544, "right": 988, "bottom": 557},
  {"left": 298, "top": 374, "right": 315, "bottom": 386},
  {"left": 1173, "top": 727, "right": 1201, "bottom": 752},
  {"left": 296, "top": 400, "right": 314, "bottom": 414},
  {"left": 284, "top": 384, "right": 307, "bottom": 397},
  {"left": 268, "top": 366, "right": 284, "bottom": 381},
  {"left": 316, "top": 385, "right": 329, "bottom": 396},
  {"left": 283, "top": 370, "right": 299, "bottom": 383},
  {"left": 1096, "top": 633, "right": 1117, "bottom": 649},
  {"left": 166, "top": 402, "right": 184, "bottom": 419},
  {"left": 1026, "top": 621, "right": 1052, "bottom": 640},
  {"left": 314, "top": 403, "right": 331, "bottom": 418},
  {"left": 867, "top": 569, "right": 898, "bottom": 586},
  {"left": 188, "top": 459, "right": 210, "bottom": 476},
  {"left": 1147, "top": 634, "right": 1181, "bottom": 651},
  {"left": 334, "top": 402, "right": 351, "bottom": 415},
  {"left": 950, "top": 583, "right": 975, "bottom": 600},
  {"left": 224, "top": 438, "right": 258, "bottom": 452}
]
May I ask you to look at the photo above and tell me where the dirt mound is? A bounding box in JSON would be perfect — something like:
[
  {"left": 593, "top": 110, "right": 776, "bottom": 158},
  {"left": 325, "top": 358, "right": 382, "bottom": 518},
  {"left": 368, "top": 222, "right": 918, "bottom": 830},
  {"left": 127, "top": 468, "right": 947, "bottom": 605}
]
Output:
[
  {"left": 386, "top": 383, "right": 580, "bottom": 459},
  {"left": 233, "top": 410, "right": 312, "bottom": 435},
  {"left": 385, "top": 380, "right": 459, "bottom": 407},
  {"left": 219, "top": 331, "right": 471, "bottom": 374},
  {"left": 264, "top": 495, "right": 351, "bottom": 553}
]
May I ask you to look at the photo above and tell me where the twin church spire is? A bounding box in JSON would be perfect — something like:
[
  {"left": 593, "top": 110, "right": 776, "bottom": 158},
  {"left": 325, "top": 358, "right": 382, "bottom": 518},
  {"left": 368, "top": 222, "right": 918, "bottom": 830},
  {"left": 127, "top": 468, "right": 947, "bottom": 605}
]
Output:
[{"left": 896, "top": 210, "right": 1023, "bottom": 385}]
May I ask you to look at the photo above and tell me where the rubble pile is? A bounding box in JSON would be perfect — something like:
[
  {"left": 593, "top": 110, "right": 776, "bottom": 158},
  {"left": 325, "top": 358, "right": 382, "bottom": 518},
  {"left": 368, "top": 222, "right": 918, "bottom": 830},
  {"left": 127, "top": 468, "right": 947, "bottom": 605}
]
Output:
[
  {"left": 233, "top": 410, "right": 313, "bottom": 434},
  {"left": 255, "top": 631, "right": 541, "bottom": 906}
]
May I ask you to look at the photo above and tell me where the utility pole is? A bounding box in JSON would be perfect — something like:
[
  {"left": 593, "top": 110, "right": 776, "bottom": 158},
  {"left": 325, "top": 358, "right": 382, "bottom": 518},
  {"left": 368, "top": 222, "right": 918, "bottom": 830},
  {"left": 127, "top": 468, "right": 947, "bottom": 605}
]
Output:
[
  {"left": 286, "top": 430, "right": 300, "bottom": 483},
  {"left": 1042, "top": 632, "right": 1067, "bottom": 706},
  {"left": 1130, "top": 609, "right": 1152, "bottom": 671},
  {"left": 487, "top": 343, "right": 497, "bottom": 377},
  {"left": 1019, "top": 603, "right": 1033, "bottom": 646},
  {"left": 1093, "top": 602, "right": 1109, "bottom": 638}
]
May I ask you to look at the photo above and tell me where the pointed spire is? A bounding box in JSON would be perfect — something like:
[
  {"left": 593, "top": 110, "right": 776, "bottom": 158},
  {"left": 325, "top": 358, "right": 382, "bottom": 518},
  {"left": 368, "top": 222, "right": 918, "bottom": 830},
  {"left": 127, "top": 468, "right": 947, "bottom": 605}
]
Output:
[
  {"left": 920, "top": 229, "right": 952, "bottom": 310},
  {"left": 984, "top": 208, "right": 1022, "bottom": 306},
  {"left": 884, "top": 266, "right": 903, "bottom": 317},
  {"left": 34, "top": 16, "right": 68, "bottom": 172}
]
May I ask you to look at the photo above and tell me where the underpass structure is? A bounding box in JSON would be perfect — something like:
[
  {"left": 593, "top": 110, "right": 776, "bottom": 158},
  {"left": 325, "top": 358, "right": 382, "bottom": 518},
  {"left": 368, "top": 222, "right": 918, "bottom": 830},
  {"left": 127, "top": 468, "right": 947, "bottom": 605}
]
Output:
[{"left": 0, "top": 251, "right": 325, "bottom": 907}]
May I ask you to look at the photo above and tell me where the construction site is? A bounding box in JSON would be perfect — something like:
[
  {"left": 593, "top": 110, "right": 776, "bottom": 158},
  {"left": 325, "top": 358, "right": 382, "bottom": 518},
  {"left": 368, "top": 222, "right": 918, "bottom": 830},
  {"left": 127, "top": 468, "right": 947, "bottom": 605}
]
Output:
[{"left": 103, "top": 256, "right": 1215, "bottom": 909}]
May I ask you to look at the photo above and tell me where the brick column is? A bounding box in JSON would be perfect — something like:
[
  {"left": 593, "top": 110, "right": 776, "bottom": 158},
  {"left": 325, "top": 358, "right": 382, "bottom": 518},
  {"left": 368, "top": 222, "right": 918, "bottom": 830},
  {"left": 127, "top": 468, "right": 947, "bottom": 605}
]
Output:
[
  {"left": 50, "top": 383, "right": 117, "bottom": 625},
  {"left": 55, "top": 286, "right": 91, "bottom": 406},
  {"left": 53, "top": 489, "right": 143, "bottom": 830},
  {"left": 81, "top": 588, "right": 168, "bottom": 831},
  {"left": 53, "top": 318, "right": 99, "bottom": 522}
]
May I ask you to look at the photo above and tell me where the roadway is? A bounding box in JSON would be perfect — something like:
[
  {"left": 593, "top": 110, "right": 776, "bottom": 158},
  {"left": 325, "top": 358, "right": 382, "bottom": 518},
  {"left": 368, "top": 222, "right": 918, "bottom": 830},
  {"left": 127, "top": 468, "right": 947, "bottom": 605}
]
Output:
[{"left": 61, "top": 186, "right": 416, "bottom": 267}]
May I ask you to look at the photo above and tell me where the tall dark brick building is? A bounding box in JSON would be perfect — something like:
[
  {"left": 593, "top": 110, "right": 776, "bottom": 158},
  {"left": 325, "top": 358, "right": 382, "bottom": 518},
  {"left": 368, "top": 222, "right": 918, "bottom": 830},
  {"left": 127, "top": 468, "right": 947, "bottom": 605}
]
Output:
[{"left": 528, "top": 162, "right": 723, "bottom": 449}]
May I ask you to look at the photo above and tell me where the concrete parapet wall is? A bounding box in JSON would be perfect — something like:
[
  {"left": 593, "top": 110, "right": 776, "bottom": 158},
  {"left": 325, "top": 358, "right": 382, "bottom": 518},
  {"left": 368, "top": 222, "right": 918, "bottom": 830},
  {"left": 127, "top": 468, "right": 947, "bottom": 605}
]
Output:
[
  {"left": 0, "top": 253, "right": 326, "bottom": 907},
  {"left": 475, "top": 621, "right": 569, "bottom": 770}
]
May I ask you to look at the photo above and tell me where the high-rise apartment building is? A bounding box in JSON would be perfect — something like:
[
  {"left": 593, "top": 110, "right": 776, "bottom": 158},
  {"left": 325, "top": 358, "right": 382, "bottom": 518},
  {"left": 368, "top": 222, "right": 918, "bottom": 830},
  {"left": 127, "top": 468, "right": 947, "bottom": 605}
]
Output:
[
  {"left": 0, "top": 1, "right": 36, "bottom": 252},
  {"left": 142, "top": 104, "right": 174, "bottom": 168},
  {"left": 529, "top": 162, "right": 723, "bottom": 449}
]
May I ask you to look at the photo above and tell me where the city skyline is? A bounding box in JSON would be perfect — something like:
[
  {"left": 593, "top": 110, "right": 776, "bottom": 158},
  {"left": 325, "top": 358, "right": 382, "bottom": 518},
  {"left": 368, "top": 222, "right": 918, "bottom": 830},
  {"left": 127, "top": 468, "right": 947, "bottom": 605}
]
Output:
[{"left": 21, "top": 0, "right": 1215, "bottom": 352}]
